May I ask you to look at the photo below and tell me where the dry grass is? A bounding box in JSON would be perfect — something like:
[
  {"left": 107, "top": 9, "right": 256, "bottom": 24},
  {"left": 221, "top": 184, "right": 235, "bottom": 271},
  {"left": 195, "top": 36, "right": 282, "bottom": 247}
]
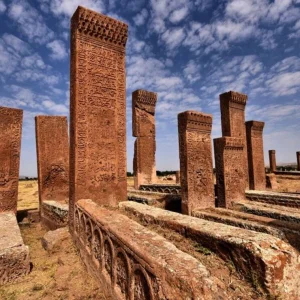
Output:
[{"left": 17, "top": 181, "right": 39, "bottom": 211}]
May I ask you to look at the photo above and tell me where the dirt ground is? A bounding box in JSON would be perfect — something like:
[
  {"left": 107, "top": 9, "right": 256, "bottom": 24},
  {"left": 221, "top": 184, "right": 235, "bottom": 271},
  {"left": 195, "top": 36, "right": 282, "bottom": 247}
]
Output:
[{"left": 0, "top": 223, "right": 112, "bottom": 300}]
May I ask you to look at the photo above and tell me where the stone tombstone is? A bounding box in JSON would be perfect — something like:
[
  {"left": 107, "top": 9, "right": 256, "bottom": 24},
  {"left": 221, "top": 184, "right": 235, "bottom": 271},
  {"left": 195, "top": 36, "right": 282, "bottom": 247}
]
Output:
[
  {"left": 297, "top": 151, "right": 300, "bottom": 171},
  {"left": 214, "top": 137, "right": 246, "bottom": 208},
  {"left": 246, "top": 121, "right": 266, "bottom": 190},
  {"left": 69, "top": 6, "right": 128, "bottom": 229},
  {"left": 220, "top": 91, "right": 248, "bottom": 185},
  {"left": 269, "top": 150, "right": 276, "bottom": 173},
  {"left": 35, "top": 116, "right": 69, "bottom": 206},
  {"left": 132, "top": 89, "right": 157, "bottom": 189},
  {"left": 178, "top": 111, "right": 214, "bottom": 215},
  {"left": 175, "top": 171, "right": 180, "bottom": 184},
  {"left": 0, "top": 106, "right": 23, "bottom": 213}
]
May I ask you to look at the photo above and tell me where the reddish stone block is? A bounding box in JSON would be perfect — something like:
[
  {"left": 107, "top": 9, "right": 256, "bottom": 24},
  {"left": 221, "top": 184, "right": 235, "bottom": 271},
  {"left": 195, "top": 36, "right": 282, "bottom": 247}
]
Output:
[
  {"left": 69, "top": 7, "right": 128, "bottom": 229},
  {"left": 0, "top": 106, "right": 23, "bottom": 214},
  {"left": 214, "top": 137, "right": 246, "bottom": 208},
  {"left": 220, "top": 91, "right": 248, "bottom": 185},
  {"left": 246, "top": 121, "right": 266, "bottom": 190},
  {"left": 132, "top": 90, "right": 157, "bottom": 189},
  {"left": 178, "top": 111, "right": 214, "bottom": 214},
  {"left": 269, "top": 150, "right": 276, "bottom": 172},
  {"left": 296, "top": 151, "right": 300, "bottom": 171}
]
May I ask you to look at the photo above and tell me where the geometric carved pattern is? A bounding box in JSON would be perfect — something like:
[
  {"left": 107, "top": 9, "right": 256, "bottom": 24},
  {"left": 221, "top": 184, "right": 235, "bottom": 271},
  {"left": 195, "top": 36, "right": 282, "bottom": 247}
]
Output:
[
  {"left": 132, "top": 89, "right": 158, "bottom": 189},
  {"left": 178, "top": 111, "right": 214, "bottom": 214},
  {"left": 69, "top": 7, "right": 128, "bottom": 230},
  {"left": 74, "top": 204, "right": 158, "bottom": 299},
  {"left": 246, "top": 121, "right": 266, "bottom": 190},
  {"left": 214, "top": 137, "right": 246, "bottom": 208},
  {"left": 139, "top": 184, "right": 181, "bottom": 194},
  {"left": 0, "top": 106, "right": 23, "bottom": 213}
]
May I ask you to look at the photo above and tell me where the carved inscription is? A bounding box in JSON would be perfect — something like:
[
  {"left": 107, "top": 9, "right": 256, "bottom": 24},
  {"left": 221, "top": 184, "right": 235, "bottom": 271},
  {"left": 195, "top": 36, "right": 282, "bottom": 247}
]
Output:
[
  {"left": 246, "top": 121, "right": 266, "bottom": 190},
  {"left": 69, "top": 7, "right": 128, "bottom": 229},
  {"left": 132, "top": 90, "right": 157, "bottom": 189},
  {"left": 214, "top": 137, "right": 246, "bottom": 208},
  {"left": 178, "top": 111, "right": 214, "bottom": 214},
  {"left": 35, "top": 116, "right": 69, "bottom": 209},
  {"left": 0, "top": 107, "right": 23, "bottom": 213}
]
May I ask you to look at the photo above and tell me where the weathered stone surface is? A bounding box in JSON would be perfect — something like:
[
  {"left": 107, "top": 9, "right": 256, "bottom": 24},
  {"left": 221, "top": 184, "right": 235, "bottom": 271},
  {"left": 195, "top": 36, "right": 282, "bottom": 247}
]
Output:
[
  {"left": 35, "top": 116, "right": 69, "bottom": 204},
  {"left": 246, "top": 121, "right": 266, "bottom": 190},
  {"left": 69, "top": 7, "right": 128, "bottom": 230},
  {"left": 75, "top": 199, "right": 226, "bottom": 299},
  {"left": 0, "top": 212, "right": 30, "bottom": 284},
  {"left": 0, "top": 106, "right": 23, "bottom": 213},
  {"left": 297, "top": 151, "right": 300, "bottom": 171},
  {"left": 220, "top": 91, "right": 248, "bottom": 185},
  {"left": 42, "top": 200, "right": 69, "bottom": 230},
  {"left": 214, "top": 137, "right": 246, "bottom": 208},
  {"left": 175, "top": 171, "right": 180, "bottom": 184},
  {"left": 120, "top": 201, "right": 300, "bottom": 298},
  {"left": 132, "top": 90, "right": 157, "bottom": 189},
  {"left": 234, "top": 200, "right": 300, "bottom": 223},
  {"left": 246, "top": 190, "right": 300, "bottom": 207},
  {"left": 41, "top": 227, "right": 69, "bottom": 252},
  {"left": 178, "top": 111, "right": 214, "bottom": 214},
  {"left": 139, "top": 184, "right": 181, "bottom": 194},
  {"left": 266, "top": 173, "right": 278, "bottom": 190},
  {"left": 269, "top": 150, "right": 276, "bottom": 172}
]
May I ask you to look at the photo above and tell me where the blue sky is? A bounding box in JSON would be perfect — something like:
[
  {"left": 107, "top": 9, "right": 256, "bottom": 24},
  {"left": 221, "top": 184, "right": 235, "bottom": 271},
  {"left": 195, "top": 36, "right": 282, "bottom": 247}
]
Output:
[{"left": 0, "top": 0, "right": 300, "bottom": 176}]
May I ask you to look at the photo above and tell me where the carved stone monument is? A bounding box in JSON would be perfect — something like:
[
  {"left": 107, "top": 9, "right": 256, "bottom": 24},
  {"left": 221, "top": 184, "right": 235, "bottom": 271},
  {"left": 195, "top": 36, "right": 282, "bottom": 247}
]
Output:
[
  {"left": 220, "top": 91, "right": 248, "bottom": 185},
  {"left": 175, "top": 171, "right": 180, "bottom": 184},
  {"left": 246, "top": 121, "right": 266, "bottom": 190},
  {"left": 269, "top": 150, "right": 276, "bottom": 173},
  {"left": 178, "top": 111, "right": 214, "bottom": 214},
  {"left": 69, "top": 6, "right": 128, "bottom": 229},
  {"left": 35, "top": 116, "right": 69, "bottom": 228},
  {"left": 132, "top": 89, "right": 157, "bottom": 189},
  {"left": 214, "top": 137, "right": 246, "bottom": 208},
  {"left": 297, "top": 152, "right": 300, "bottom": 171},
  {"left": 0, "top": 106, "right": 23, "bottom": 213}
]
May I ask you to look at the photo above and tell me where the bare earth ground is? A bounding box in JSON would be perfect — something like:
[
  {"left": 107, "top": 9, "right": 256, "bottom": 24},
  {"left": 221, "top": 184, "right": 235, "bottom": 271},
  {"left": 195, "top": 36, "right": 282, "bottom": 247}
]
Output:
[
  {"left": 0, "top": 223, "right": 111, "bottom": 300},
  {"left": 2, "top": 177, "right": 298, "bottom": 299}
]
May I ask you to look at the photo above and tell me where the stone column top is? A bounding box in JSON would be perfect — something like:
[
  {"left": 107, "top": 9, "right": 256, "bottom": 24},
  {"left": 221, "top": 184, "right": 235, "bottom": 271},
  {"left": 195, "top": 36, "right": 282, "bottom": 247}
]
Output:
[
  {"left": 0, "top": 106, "right": 23, "bottom": 116},
  {"left": 178, "top": 111, "right": 212, "bottom": 132},
  {"left": 219, "top": 91, "right": 248, "bottom": 105},
  {"left": 245, "top": 120, "right": 265, "bottom": 130},
  {"left": 214, "top": 136, "right": 244, "bottom": 149},
  {"left": 269, "top": 149, "right": 276, "bottom": 154},
  {"left": 35, "top": 115, "right": 67, "bottom": 121},
  {"left": 132, "top": 89, "right": 158, "bottom": 115},
  {"left": 71, "top": 6, "right": 128, "bottom": 51}
]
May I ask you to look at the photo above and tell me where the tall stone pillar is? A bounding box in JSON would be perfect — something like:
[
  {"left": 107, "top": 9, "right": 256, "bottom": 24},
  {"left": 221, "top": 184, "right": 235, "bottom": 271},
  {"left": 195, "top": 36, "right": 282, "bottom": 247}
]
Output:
[
  {"left": 220, "top": 91, "right": 248, "bottom": 186},
  {"left": 246, "top": 121, "right": 266, "bottom": 190},
  {"left": 132, "top": 90, "right": 157, "bottom": 189},
  {"left": 214, "top": 137, "right": 246, "bottom": 208},
  {"left": 69, "top": 7, "right": 128, "bottom": 230},
  {"left": 178, "top": 111, "right": 214, "bottom": 215},
  {"left": 0, "top": 106, "right": 23, "bottom": 213},
  {"left": 35, "top": 116, "right": 69, "bottom": 206},
  {"left": 269, "top": 150, "right": 276, "bottom": 173},
  {"left": 297, "top": 152, "right": 300, "bottom": 171}
]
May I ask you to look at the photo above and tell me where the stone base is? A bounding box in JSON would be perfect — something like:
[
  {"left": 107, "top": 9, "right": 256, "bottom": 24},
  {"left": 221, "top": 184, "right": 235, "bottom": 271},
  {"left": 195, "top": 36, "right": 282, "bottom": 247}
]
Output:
[
  {"left": 0, "top": 212, "right": 30, "bottom": 285},
  {"left": 139, "top": 184, "right": 181, "bottom": 194},
  {"left": 41, "top": 200, "right": 69, "bottom": 230},
  {"left": 73, "top": 199, "right": 225, "bottom": 299}
]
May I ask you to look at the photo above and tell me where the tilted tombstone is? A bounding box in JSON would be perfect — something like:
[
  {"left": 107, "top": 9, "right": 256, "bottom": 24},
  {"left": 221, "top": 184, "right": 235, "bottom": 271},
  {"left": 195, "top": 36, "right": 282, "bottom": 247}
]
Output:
[
  {"left": 178, "top": 111, "right": 214, "bottom": 214},
  {"left": 132, "top": 89, "right": 157, "bottom": 189},
  {"left": 69, "top": 6, "right": 128, "bottom": 229},
  {"left": 214, "top": 137, "right": 246, "bottom": 208},
  {"left": 0, "top": 106, "right": 23, "bottom": 213},
  {"left": 246, "top": 121, "right": 266, "bottom": 190}
]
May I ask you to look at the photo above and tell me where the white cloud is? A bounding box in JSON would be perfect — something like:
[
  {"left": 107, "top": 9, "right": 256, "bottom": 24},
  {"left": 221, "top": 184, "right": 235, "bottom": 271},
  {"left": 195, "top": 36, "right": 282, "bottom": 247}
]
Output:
[
  {"left": 42, "top": 100, "right": 68, "bottom": 113},
  {"left": 266, "top": 72, "right": 300, "bottom": 96},
  {"left": 0, "top": 0, "right": 6, "bottom": 13},
  {"left": 161, "top": 27, "right": 185, "bottom": 50},
  {"left": 169, "top": 6, "right": 189, "bottom": 23},
  {"left": 183, "top": 60, "right": 201, "bottom": 83},
  {"left": 133, "top": 8, "right": 148, "bottom": 26},
  {"left": 46, "top": 40, "right": 68, "bottom": 60},
  {"left": 8, "top": 0, "right": 54, "bottom": 44}
]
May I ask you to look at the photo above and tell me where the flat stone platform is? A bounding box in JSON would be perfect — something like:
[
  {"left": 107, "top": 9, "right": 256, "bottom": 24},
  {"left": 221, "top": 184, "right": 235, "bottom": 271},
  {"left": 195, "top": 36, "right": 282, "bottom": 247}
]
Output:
[
  {"left": 120, "top": 201, "right": 300, "bottom": 298},
  {"left": 41, "top": 200, "right": 69, "bottom": 230},
  {"left": 75, "top": 199, "right": 226, "bottom": 299},
  {"left": 246, "top": 190, "right": 300, "bottom": 208},
  {"left": 0, "top": 212, "right": 30, "bottom": 284}
]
